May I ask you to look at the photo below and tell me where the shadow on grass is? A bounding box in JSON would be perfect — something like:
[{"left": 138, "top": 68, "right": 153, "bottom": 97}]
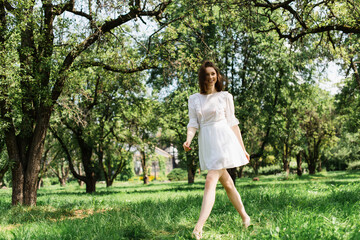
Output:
[
  {"left": 4, "top": 183, "right": 360, "bottom": 240},
  {"left": 3, "top": 196, "right": 201, "bottom": 239},
  {"left": 1, "top": 171, "right": 360, "bottom": 239},
  {"left": 36, "top": 183, "right": 206, "bottom": 198}
]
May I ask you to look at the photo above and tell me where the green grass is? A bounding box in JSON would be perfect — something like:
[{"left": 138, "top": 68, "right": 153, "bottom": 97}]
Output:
[{"left": 0, "top": 171, "right": 359, "bottom": 239}]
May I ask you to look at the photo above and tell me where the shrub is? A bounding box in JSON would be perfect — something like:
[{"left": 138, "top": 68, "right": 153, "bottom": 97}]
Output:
[
  {"left": 347, "top": 161, "right": 360, "bottom": 171},
  {"left": 258, "top": 165, "right": 282, "bottom": 175},
  {"left": 167, "top": 168, "right": 188, "bottom": 181},
  {"left": 42, "top": 178, "right": 51, "bottom": 187}
]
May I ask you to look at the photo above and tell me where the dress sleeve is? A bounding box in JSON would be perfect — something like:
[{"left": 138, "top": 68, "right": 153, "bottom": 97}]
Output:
[
  {"left": 187, "top": 95, "right": 199, "bottom": 129},
  {"left": 225, "top": 92, "right": 239, "bottom": 127}
]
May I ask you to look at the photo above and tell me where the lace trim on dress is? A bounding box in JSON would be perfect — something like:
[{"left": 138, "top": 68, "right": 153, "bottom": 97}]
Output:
[
  {"left": 192, "top": 94, "right": 202, "bottom": 113},
  {"left": 216, "top": 91, "right": 227, "bottom": 117}
]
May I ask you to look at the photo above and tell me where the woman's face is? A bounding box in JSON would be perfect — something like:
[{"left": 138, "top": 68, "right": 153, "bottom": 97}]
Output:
[{"left": 205, "top": 67, "right": 217, "bottom": 88}]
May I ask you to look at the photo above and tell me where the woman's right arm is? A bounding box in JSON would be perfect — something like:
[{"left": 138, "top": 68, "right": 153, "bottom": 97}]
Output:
[
  {"left": 183, "top": 95, "right": 198, "bottom": 151},
  {"left": 183, "top": 127, "right": 197, "bottom": 151}
]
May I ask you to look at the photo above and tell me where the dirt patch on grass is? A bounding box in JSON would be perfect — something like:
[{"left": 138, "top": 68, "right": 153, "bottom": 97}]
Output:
[
  {"left": 51, "top": 208, "right": 110, "bottom": 222},
  {"left": 0, "top": 208, "right": 111, "bottom": 232},
  {"left": 0, "top": 224, "right": 21, "bottom": 232}
]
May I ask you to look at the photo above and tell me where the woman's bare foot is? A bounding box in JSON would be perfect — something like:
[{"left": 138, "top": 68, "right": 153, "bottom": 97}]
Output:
[
  {"left": 242, "top": 216, "right": 251, "bottom": 228},
  {"left": 192, "top": 229, "right": 203, "bottom": 239}
]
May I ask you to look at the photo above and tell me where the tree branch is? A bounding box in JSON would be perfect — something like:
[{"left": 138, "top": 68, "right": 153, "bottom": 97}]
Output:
[
  {"left": 51, "top": 0, "right": 172, "bottom": 103},
  {"left": 350, "top": 58, "right": 360, "bottom": 90},
  {"left": 251, "top": 0, "right": 360, "bottom": 42},
  {"left": 3, "top": 1, "right": 15, "bottom": 12},
  {"left": 50, "top": 127, "right": 86, "bottom": 182},
  {"left": 79, "top": 60, "right": 158, "bottom": 73}
]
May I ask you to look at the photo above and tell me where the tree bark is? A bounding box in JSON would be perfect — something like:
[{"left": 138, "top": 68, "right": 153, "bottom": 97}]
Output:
[
  {"left": 0, "top": 163, "right": 9, "bottom": 187},
  {"left": 23, "top": 111, "right": 51, "bottom": 205},
  {"left": 237, "top": 166, "right": 244, "bottom": 178},
  {"left": 79, "top": 139, "right": 96, "bottom": 193},
  {"left": 50, "top": 161, "right": 69, "bottom": 187},
  {"left": 11, "top": 162, "right": 24, "bottom": 205},
  {"left": 283, "top": 143, "right": 290, "bottom": 179},
  {"left": 77, "top": 163, "right": 84, "bottom": 187},
  {"left": 227, "top": 167, "right": 237, "bottom": 185},
  {"left": 283, "top": 160, "right": 290, "bottom": 178},
  {"left": 186, "top": 153, "right": 197, "bottom": 184},
  {"left": 308, "top": 163, "right": 316, "bottom": 174},
  {"left": 187, "top": 167, "right": 195, "bottom": 184},
  {"left": 317, "top": 160, "right": 322, "bottom": 173},
  {"left": 296, "top": 152, "right": 302, "bottom": 176},
  {"left": 4, "top": 125, "right": 24, "bottom": 205},
  {"left": 50, "top": 127, "right": 87, "bottom": 188},
  {"left": 141, "top": 150, "right": 149, "bottom": 184}
]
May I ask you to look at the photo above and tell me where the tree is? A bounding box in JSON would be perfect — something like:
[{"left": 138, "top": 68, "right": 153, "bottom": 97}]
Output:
[
  {"left": 300, "top": 86, "right": 336, "bottom": 174},
  {"left": 247, "top": 0, "right": 360, "bottom": 41},
  {"left": 129, "top": 97, "right": 160, "bottom": 184},
  {"left": 271, "top": 85, "right": 304, "bottom": 178},
  {"left": 50, "top": 156, "right": 69, "bottom": 187},
  {"left": 246, "top": 0, "right": 360, "bottom": 90},
  {"left": 159, "top": 90, "right": 200, "bottom": 184},
  {"left": 327, "top": 66, "right": 360, "bottom": 170},
  {"left": 0, "top": 0, "right": 171, "bottom": 206},
  {"left": 0, "top": 137, "right": 9, "bottom": 187}
]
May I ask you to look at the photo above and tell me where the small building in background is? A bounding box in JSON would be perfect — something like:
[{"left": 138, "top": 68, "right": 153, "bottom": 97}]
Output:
[
  {"left": 133, "top": 147, "right": 174, "bottom": 178},
  {"left": 164, "top": 143, "right": 179, "bottom": 169}
]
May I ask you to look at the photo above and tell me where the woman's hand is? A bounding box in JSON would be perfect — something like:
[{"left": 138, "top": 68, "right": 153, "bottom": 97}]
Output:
[
  {"left": 183, "top": 141, "right": 192, "bottom": 152},
  {"left": 245, "top": 151, "right": 250, "bottom": 161}
]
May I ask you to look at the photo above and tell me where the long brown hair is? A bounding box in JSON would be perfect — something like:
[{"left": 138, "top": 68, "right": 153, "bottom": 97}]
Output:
[{"left": 198, "top": 60, "right": 224, "bottom": 94}]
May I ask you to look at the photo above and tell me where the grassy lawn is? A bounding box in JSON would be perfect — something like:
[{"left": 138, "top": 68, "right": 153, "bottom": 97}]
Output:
[{"left": 0, "top": 171, "right": 359, "bottom": 239}]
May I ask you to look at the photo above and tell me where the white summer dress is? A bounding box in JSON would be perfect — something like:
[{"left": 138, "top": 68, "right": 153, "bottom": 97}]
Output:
[{"left": 187, "top": 91, "right": 249, "bottom": 170}]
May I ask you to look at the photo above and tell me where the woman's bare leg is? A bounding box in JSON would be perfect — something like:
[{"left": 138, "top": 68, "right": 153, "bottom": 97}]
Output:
[
  {"left": 219, "top": 170, "right": 250, "bottom": 226},
  {"left": 193, "top": 169, "right": 224, "bottom": 233}
]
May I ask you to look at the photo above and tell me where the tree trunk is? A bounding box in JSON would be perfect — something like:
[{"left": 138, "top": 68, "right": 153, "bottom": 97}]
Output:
[
  {"left": 186, "top": 153, "right": 197, "bottom": 184},
  {"left": 283, "top": 160, "right": 290, "bottom": 179},
  {"left": 11, "top": 161, "right": 24, "bottom": 205},
  {"left": 227, "top": 167, "right": 237, "bottom": 185},
  {"left": 77, "top": 136, "right": 96, "bottom": 193},
  {"left": 22, "top": 111, "right": 51, "bottom": 205},
  {"left": 37, "top": 178, "right": 43, "bottom": 189},
  {"left": 141, "top": 150, "right": 149, "bottom": 184},
  {"left": 187, "top": 167, "right": 195, "bottom": 184},
  {"left": 317, "top": 160, "right": 322, "bottom": 173},
  {"left": 83, "top": 156, "right": 96, "bottom": 193},
  {"left": 308, "top": 160, "right": 316, "bottom": 175},
  {"left": 106, "top": 179, "right": 114, "bottom": 188},
  {"left": 296, "top": 152, "right": 302, "bottom": 176},
  {"left": 283, "top": 143, "right": 290, "bottom": 178},
  {"left": 237, "top": 166, "right": 244, "bottom": 178},
  {"left": 60, "top": 163, "right": 68, "bottom": 187},
  {"left": 78, "top": 180, "right": 84, "bottom": 186},
  {"left": 77, "top": 162, "right": 84, "bottom": 186},
  {"left": 253, "top": 158, "right": 260, "bottom": 175},
  {"left": 0, "top": 163, "right": 9, "bottom": 187},
  {"left": 60, "top": 178, "right": 66, "bottom": 187},
  {"left": 85, "top": 172, "right": 96, "bottom": 193}
]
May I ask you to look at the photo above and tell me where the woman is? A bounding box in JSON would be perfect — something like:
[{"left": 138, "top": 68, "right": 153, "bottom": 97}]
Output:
[{"left": 183, "top": 61, "right": 251, "bottom": 239}]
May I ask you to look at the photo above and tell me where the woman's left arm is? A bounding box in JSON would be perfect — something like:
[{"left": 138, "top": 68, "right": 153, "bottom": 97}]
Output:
[
  {"left": 231, "top": 125, "right": 250, "bottom": 161},
  {"left": 226, "top": 92, "right": 250, "bottom": 161}
]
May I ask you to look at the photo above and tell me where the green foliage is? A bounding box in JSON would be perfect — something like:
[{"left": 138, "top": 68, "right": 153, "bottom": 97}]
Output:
[
  {"left": 117, "top": 156, "right": 135, "bottom": 182},
  {"left": 1, "top": 0, "right": 358, "bottom": 205},
  {"left": 347, "top": 161, "right": 360, "bottom": 171},
  {"left": 167, "top": 168, "right": 188, "bottom": 181}
]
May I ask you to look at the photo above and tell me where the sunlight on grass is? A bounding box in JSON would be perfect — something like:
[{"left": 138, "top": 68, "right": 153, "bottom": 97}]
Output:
[{"left": 0, "top": 171, "right": 359, "bottom": 239}]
